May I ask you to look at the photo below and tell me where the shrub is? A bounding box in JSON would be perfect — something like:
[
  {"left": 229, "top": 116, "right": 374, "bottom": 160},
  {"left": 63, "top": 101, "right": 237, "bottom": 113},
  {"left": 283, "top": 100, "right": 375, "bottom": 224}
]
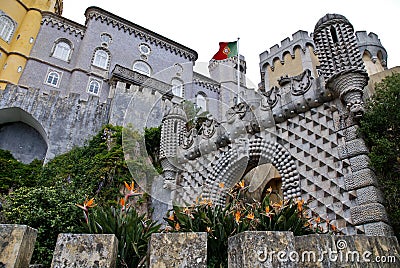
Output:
[
  {"left": 3, "top": 183, "right": 85, "bottom": 266},
  {"left": 359, "top": 73, "right": 400, "bottom": 239},
  {"left": 164, "top": 181, "right": 328, "bottom": 267},
  {"left": 78, "top": 182, "right": 161, "bottom": 268}
]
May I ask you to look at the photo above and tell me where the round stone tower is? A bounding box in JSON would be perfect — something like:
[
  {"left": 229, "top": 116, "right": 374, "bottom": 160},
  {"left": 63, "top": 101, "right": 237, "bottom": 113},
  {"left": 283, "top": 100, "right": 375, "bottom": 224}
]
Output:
[
  {"left": 159, "top": 105, "right": 187, "bottom": 188},
  {"left": 313, "top": 14, "right": 369, "bottom": 119}
]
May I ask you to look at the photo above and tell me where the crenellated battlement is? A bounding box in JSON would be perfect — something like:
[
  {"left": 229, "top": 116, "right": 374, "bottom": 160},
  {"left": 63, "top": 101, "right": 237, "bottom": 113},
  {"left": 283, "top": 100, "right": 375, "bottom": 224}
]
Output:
[
  {"left": 41, "top": 12, "right": 86, "bottom": 38},
  {"left": 259, "top": 30, "right": 314, "bottom": 68},
  {"left": 356, "top": 31, "right": 387, "bottom": 66}
]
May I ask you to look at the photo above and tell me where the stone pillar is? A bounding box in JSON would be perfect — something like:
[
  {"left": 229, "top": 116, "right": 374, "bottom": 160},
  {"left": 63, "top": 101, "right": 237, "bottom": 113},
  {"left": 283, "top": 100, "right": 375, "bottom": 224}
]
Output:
[
  {"left": 0, "top": 224, "right": 37, "bottom": 268},
  {"left": 228, "top": 231, "right": 296, "bottom": 268},
  {"left": 148, "top": 232, "right": 207, "bottom": 268},
  {"left": 338, "top": 126, "right": 393, "bottom": 235},
  {"left": 295, "top": 234, "right": 400, "bottom": 267},
  {"left": 50, "top": 233, "right": 118, "bottom": 268}
]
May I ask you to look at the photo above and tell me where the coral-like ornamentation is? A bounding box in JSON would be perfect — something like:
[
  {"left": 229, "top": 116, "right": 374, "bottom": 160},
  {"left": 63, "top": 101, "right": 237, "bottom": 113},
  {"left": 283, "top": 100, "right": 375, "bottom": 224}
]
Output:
[
  {"left": 262, "top": 86, "right": 280, "bottom": 108},
  {"left": 278, "top": 69, "right": 313, "bottom": 96},
  {"left": 182, "top": 128, "right": 196, "bottom": 149},
  {"left": 202, "top": 117, "right": 216, "bottom": 139},
  {"left": 226, "top": 102, "right": 249, "bottom": 123}
]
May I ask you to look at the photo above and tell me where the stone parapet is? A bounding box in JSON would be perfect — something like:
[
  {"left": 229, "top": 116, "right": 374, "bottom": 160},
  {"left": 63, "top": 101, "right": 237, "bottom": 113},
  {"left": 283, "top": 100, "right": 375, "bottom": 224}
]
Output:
[
  {"left": 0, "top": 224, "right": 37, "bottom": 268},
  {"left": 50, "top": 233, "right": 118, "bottom": 268},
  {"left": 228, "top": 231, "right": 400, "bottom": 267},
  {"left": 148, "top": 232, "right": 207, "bottom": 268}
]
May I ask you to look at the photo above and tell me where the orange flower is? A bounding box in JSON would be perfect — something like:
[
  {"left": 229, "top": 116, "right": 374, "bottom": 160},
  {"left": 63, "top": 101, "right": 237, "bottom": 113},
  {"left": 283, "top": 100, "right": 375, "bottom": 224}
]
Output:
[
  {"left": 124, "top": 181, "right": 134, "bottom": 191},
  {"left": 218, "top": 182, "right": 225, "bottom": 189},
  {"left": 76, "top": 197, "right": 97, "bottom": 212},
  {"left": 266, "top": 186, "right": 272, "bottom": 194},
  {"left": 124, "top": 181, "right": 140, "bottom": 198},
  {"left": 315, "top": 216, "right": 321, "bottom": 224},
  {"left": 168, "top": 213, "right": 175, "bottom": 221},
  {"left": 206, "top": 227, "right": 212, "bottom": 233},
  {"left": 119, "top": 197, "right": 126, "bottom": 207},
  {"left": 272, "top": 200, "right": 283, "bottom": 209},
  {"left": 235, "top": 211, "right": 241, "bottom": 223},
  {"left": 238, "top": 180, "right": 245, "bottom": 188},
  {"left": 175, "top": 222, "right": 181, "bottom": 231},
  {"left": 296, "top": 199, "right": 304, "bottom": 212},
  {"left": 330, "top": 224, "right": 337, "bottom": 232},
  {"left": 246, "top": 213, "right": 255, "bottom": 220},
  {"left": 76, "top": 197, "right": 97, "bottom": 223},
  {"left": 265, "top": 206, "right": 273, "bottom": 218}
]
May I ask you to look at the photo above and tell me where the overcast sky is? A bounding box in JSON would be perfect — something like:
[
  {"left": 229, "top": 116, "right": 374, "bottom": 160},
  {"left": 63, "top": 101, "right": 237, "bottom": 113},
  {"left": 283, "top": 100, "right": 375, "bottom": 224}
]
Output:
[{"left": 62, "top": 0, "right": 400, "bottom": 86}]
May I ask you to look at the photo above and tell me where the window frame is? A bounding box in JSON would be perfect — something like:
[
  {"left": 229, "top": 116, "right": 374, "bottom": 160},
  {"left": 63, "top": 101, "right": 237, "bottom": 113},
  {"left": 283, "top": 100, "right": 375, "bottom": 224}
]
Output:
[
  {"left": 196, "top": 92, "right": 207, "bottom": 111},
  {"left": 133, "top": 60, "right": 151, "bottom": 76},
  {"left": 171, "top": 78, "right": 184, "bottom": 98},
  {"left": 92, "top": 48, "right": 110, "bottom": 70},
  {"left": 44, "top": 69, "right": 62, "bottom": 88},
  {"left": 52, "top": 40, "right": 73, "bottom": 62},
  {"left": 0, "top": 14, "right": 15, "bottom": 43},
  {"left": 87, "top": 78, "right": 102, "bottom": 95}
]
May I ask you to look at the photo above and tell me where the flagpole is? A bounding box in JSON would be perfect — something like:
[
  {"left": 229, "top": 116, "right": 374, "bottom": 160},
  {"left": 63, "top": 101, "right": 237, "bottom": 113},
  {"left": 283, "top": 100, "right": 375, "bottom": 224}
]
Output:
[{"left": 236, "top": 37, "right": 240, "bottom": 104}]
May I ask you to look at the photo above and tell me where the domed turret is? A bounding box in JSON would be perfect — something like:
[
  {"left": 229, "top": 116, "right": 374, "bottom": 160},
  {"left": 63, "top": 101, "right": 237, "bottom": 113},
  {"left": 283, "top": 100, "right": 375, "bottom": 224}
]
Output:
[
  {"left": 159, "top": 105, "right": 187, "bottom": 188},
  {"left": 313, "top": 13, "right": 369, "bottom": 119}
]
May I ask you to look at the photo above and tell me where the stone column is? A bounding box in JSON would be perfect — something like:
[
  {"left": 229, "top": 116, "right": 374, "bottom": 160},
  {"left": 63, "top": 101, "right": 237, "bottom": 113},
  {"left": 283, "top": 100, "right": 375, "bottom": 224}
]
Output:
[
  {"left": 148, "top": 232, "right": 207, "bottom": 268},
  {"left": 50, "top": 233, "right": 118, "bottom": 268},
  {"left": 0, "top": 224, "right": 37, "bottom": 268},
  {"left": 228, "top": 231, "right": 296, "bottom": 268}
]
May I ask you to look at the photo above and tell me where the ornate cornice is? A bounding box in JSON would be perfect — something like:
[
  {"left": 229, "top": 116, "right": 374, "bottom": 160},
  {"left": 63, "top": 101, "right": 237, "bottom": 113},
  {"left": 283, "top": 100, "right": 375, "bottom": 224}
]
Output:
[
  {"left": 41, "top": 12, "right": 85, "bottom": 38},
  {"left": 193, "top": 72, "right": 220, "bottom": 92},
  {"left": 111, "top": 64, "right": 172, "bottom": 95},
  {"left": 84, "top": 7, "right": 198, "bottom": 61}
]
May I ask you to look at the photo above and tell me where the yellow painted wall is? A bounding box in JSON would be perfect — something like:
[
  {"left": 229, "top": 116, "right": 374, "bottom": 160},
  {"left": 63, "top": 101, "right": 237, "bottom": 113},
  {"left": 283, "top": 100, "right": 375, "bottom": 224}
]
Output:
[
  {"left": 362, "top": 52, "right": 385, "bottom": 76},
  {"left": 309, "top": 46, "right": 320, "bottom": 77},
  {"left": 267, "top": 48, "right": 304, "bottom": 88},
  {"left": 0, "top": 0, "right": 62, "bottom": 88}
]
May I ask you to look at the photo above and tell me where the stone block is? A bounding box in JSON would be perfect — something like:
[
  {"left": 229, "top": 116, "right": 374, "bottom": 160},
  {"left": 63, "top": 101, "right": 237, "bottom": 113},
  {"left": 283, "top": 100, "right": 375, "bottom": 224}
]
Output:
[
  {"left": 363, "top": 221, "right": 394, "bottom": 236},
  {"left": 338, "top": 139, "right": 369, "bottom": 160},
  {"left": 0, "top": 224, "right": 37, "bottom": 268},
  {"left": 344, "top": 169, "right": 378, "bottom": 191},
  {"left": 228, "top": 231, "right": 296, "bottom": 268},
  {"left": 349, "top": 155, "right": 371, "bottom": 172},
  {"left": 356, "top": 186, "right": 384, "bottom": 206},
  {"left": 295, "top": 234, "right": 400, "bottom": 267},
  {"left": 148, "top": 232, "right": 207, "bottom": 268},
  {"left": 51, "top": 233, "right": 118, "bottom": 268},
  {"left": 351, "top": 203, "right": 389, "bottom": 225}
]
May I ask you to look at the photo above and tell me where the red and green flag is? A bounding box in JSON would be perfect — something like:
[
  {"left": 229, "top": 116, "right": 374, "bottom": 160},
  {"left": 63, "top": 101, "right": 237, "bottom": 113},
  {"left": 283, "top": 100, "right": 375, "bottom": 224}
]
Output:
[{"left": 212, "top": 41, "right": 238, "bottom": 60}]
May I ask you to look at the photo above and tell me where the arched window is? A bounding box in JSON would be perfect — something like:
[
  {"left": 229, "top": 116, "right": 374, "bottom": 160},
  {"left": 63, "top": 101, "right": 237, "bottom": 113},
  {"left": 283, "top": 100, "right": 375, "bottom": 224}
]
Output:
[
  {"left": 171, "top": 78, "right": 183, "bottom": 97},
  {"left": 45, "top": 71, "right": 60, "bottom": 87},
  {"left": 133, "top": 61, "right": 151, "bottom": 76},
  {"left": 92, "top": 49, "right": 109, "bottom": 69},
  {"left": 0, "top": 15, "right": 15, "bottom": 42},
  {"left": 88, "top": 79, "right": 101, "bottom": 95},
  {"left": 196, "top": 93, "right": 207, "bottom": 111},
  {"left": 52, "top": 41, "right": 72, "bottom": 61}
]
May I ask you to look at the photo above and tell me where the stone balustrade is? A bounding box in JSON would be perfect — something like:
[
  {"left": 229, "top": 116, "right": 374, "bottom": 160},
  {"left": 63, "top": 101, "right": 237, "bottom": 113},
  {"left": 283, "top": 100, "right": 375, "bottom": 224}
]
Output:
[{"left": 1, "top": 224, "right": 400, "bottom": 267}]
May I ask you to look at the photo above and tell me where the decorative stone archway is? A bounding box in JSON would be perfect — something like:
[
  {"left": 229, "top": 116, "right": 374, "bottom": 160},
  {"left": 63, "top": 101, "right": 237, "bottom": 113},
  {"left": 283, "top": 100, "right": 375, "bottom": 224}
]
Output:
[
  {"left": 202, "top": 136, "right": 301, "bottom": 205},
  {"left": 0, "top": 107, "right": 48, "bottom": 163}
]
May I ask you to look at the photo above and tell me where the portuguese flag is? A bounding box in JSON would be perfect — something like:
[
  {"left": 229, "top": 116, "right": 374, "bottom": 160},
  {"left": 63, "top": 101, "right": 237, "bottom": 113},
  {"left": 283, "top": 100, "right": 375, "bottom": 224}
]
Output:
[{"left": 212, "top": 41, "right": 238, "bottom": 60}]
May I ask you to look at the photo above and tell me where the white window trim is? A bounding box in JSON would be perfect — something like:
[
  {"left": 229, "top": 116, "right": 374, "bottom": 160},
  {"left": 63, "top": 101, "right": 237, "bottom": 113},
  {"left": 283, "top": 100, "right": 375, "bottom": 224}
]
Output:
[
  {"left": 0, "top": 14, "right": 15, "bottom": 43},
  {"left": 171, "top": 78, "right": 184, "bottom": 98},
  {"left": 87, "top": 78, "right": 103, "bottom": 96},
  {"left": 133, "top": 60, "right": 151, "bottom": 76},
  {"left": 196, "top": 92, "right": 207, "bottom": 111},
  {"left": 52, "top": 40, "right": 72, "bottom": 62},
  {"left": 44, "top": 68, "right": 63, "bottom": 88},
  {"left": 92, "top": 49, "right": 110, "bottom": 70}
]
